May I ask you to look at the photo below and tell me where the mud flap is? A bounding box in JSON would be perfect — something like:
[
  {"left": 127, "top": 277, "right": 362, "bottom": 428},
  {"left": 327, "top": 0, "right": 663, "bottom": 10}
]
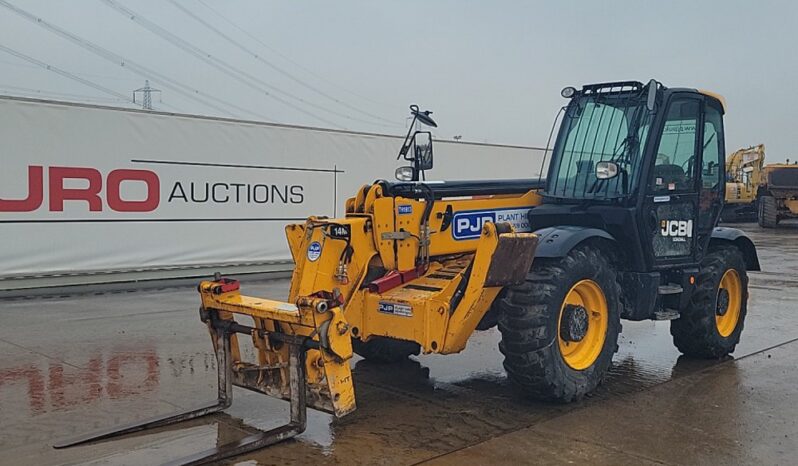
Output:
[{"left": 485, "top": 228, "right": 539, "bottom": 286}]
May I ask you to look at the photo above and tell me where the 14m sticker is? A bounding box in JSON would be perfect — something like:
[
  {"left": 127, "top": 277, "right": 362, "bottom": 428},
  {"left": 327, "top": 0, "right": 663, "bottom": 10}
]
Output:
[
  {"left": 452, "top": 208, "right": 532, "bottom": 240},
  {"left": 378, "top": 301, "right": 413, "bottom": 317}
]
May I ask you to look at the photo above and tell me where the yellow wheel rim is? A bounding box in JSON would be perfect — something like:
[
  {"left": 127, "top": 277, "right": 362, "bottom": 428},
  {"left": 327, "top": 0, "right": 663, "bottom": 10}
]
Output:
[
  {"left": 557, "top": 279, "right": 608, "bottom": 370},
  {"left": 716, "top": 269, "right": 742, "bottom": 337}
]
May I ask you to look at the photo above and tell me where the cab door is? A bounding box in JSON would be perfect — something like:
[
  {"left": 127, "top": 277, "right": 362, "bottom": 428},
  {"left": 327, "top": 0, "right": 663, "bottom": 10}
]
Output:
[
  {"left": 643, "top": 94, "right": 702, "bottom": 267},
  {"left": 695, "top": 99, "right": 725, "bottom": 255}
]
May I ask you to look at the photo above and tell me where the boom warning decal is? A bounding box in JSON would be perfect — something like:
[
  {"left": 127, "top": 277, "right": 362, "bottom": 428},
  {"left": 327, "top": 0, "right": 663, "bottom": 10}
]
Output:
[{"left": 452, "top": 207, "right": 532, "bottom": 240}]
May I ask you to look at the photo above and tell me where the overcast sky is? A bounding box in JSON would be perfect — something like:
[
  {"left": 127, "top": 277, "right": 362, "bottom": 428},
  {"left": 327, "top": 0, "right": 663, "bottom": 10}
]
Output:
[{"left": 0, "top": 0, "right": 795, "bottom": 160}]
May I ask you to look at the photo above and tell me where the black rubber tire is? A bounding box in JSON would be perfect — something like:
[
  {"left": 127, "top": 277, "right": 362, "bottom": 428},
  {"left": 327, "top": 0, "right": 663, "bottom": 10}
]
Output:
[
  {"left": 352, "top": 336, "right": 420, "bottom": 363},
  {"left": 497, "top": 244, "right": 622, "bottom": 402},
  {"left": 758, "top": 195, "right": 778, "bottom": 228},
  {"left": 671, "top": 246, "right": 748, "bottom": 358}
]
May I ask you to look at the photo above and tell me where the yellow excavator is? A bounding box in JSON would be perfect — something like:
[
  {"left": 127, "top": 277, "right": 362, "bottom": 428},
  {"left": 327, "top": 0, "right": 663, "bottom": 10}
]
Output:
[
  {"left": 56, "top": 81, "right": 760, "bottom": 465},
  {"left": 722, "top": 144, "right": 765, "bottom": 222},
  {"left": 721, "top": 143, "right": 798, "bottom": 227}
]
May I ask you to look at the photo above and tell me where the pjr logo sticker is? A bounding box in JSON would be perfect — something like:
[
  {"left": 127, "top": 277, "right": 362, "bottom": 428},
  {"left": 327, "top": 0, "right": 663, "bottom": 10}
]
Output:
[
  {"left": 307, "top": 241, "right": 322, "bottom": 261},
  {"left": 378, "top": 301, "right": 413, "bottom": 317},
  {"left": 660, "top": 220, "right": 693, "bottom": 242},
  {"left": 452, "top": 208, "right": 532, "bottom": 240}
]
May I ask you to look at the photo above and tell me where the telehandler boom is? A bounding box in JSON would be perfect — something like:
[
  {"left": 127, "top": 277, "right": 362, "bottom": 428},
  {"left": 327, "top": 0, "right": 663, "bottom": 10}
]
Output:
[{"left": 57, "top": 80, "right": 760, "bottom": 465}]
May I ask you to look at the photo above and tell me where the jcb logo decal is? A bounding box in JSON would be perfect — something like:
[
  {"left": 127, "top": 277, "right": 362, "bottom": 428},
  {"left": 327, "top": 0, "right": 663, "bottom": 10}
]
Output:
[{"left": 661, "top": 219, "right": 693, "bottom": 240}]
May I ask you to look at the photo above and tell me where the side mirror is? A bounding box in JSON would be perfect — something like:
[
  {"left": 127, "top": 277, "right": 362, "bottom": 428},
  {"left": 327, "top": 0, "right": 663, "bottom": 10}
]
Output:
[
  {"left": 646, "top": 79, "right": 657, "bottom": 111},
  {"left": 596, "top": 161, "right": 619, "bottom": 180},
  {"left": 395, "top": 166, "right": 415, "bottom": 181},
  {"left": 413, "top": 131, "right": 433, "bottom": 171}
]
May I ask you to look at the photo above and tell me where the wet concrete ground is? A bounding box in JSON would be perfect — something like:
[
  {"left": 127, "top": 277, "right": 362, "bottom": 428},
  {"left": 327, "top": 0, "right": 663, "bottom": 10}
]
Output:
[{"left": 1, "top": 222, "right": 797, "bottom": 465}]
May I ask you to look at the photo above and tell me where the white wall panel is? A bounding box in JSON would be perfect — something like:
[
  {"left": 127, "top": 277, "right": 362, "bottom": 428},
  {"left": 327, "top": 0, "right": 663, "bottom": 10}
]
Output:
[{"left": 0, "top": 97, "right": 545, "bottom": 279}]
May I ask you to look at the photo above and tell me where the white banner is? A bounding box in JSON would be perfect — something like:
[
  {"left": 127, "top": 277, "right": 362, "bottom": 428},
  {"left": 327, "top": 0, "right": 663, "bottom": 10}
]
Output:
[{"left": 0, "top": 97, "right": 545, "bottom": 279}]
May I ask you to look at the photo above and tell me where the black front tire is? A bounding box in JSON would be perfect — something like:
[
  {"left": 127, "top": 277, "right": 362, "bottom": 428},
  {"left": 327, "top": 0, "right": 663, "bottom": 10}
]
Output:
[
  {"left": 352, "top": 336, "right": 420, "bottom": 363},
  {"left": 671, "top": 246, "right": 748, "bottom": 358},
  {"left": 497, "top": 244, "right": 621, "bottom": 402}
]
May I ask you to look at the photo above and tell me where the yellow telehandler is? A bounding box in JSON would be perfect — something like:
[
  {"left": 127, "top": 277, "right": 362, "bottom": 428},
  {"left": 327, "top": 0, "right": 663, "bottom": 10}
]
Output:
[{"left": 57, "top": 81, "right": 760, "bottom": 465}]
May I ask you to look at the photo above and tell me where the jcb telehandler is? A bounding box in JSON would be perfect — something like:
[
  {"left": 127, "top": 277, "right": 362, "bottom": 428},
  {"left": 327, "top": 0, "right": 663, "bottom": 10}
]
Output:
[{"left": 57, "top": 80, "right": 760, "bottom": 465}]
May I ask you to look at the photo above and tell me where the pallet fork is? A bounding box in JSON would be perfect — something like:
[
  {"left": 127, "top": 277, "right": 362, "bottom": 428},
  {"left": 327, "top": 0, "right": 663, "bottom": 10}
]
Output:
[{"left": 54, "top": 277, "right": 355, "bottom": 465}]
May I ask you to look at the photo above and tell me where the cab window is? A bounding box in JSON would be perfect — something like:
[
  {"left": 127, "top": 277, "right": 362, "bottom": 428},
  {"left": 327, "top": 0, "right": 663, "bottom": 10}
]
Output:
[{"left": 650, "top": 98, "right": 699, "bottom": 193}]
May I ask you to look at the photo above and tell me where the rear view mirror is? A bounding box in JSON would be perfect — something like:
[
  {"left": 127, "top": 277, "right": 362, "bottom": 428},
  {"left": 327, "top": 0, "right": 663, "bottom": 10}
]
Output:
[
  {"left": 596, "top": 161, "right": 619, "bottom": 180},
  {"left": 646, "top": 79, "right": 657, "bottom": 111},
  {"left": 413, "top": 131, "right": 433, "bottom": 171}
]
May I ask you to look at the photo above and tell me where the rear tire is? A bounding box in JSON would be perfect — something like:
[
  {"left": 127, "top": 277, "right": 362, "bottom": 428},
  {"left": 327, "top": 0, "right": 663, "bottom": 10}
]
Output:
[
  {"left": 497, "top": 244, "right": 621, "bottom": 402},
  {"left": 352, "top": 336, "right": 420, "bottom": 363},
  {"left": 670, "top": 246, "right": 748, "bottom": 358},
  {"left": 758, "top": 195, "right": 778, "bottom": 228}
]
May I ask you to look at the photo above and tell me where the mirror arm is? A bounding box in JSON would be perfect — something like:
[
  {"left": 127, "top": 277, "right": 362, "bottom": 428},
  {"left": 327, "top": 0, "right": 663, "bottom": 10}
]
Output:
[{"left": 397, "top": 115, "right": 419, "bottom": 159}]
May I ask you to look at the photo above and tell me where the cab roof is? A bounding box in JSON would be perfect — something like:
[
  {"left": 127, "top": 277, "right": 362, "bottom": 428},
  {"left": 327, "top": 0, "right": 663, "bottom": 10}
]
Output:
[{"left": 697, "top": 89, "right": 727, "bottom": 113}]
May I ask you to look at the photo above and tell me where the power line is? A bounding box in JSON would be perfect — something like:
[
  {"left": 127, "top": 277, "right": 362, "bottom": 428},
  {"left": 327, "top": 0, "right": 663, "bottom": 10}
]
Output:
[
  {"left": 0, "top": 0, "right": 272, "bottom": 121},
  {"left": 1, "top": 84, "right": 185, "bottom": 114},
  {"left": 101, "top": 0, "right": 350, "bottom": 129},
  {"left": 0, "top": 57, "right": 141, "bottom": 82},
  {"left": 0, "top": 83, "right": 131, "bottom": 104},
  {"left": 0, "top": 49, "right": 183, "bottom": 113},
  {"left": 0, "top": 44, "right": 136, "bottom": 104},
  {"left": 102, "top": 0, "right": 399, "bottom": 129},
  {"left": 194, "top": 0, "right": 396, "bottom": 111},
  {"left": 167, "top": 0, "right": 400, "bottom": 127}
]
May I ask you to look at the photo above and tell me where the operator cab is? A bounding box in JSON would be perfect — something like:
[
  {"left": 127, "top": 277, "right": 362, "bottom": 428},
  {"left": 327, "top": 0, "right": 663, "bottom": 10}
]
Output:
[{"left": 532, "top": 80, "right": 727, "bottom": 272}]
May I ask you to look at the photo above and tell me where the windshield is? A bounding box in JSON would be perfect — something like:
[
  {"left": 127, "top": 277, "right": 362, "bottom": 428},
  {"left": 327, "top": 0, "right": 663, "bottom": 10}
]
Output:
[{"left": 545, "top": 90, "right": 654, "bottom": 199}]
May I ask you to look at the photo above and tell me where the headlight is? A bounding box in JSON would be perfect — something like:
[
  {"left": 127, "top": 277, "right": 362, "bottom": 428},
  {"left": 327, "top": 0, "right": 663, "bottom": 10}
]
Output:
[
  {"left": 561, "top": 86, "right": 577, "bottom": 98},
  {"left": 395, "top": 166, "right": 415, "bottom": 181}
]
